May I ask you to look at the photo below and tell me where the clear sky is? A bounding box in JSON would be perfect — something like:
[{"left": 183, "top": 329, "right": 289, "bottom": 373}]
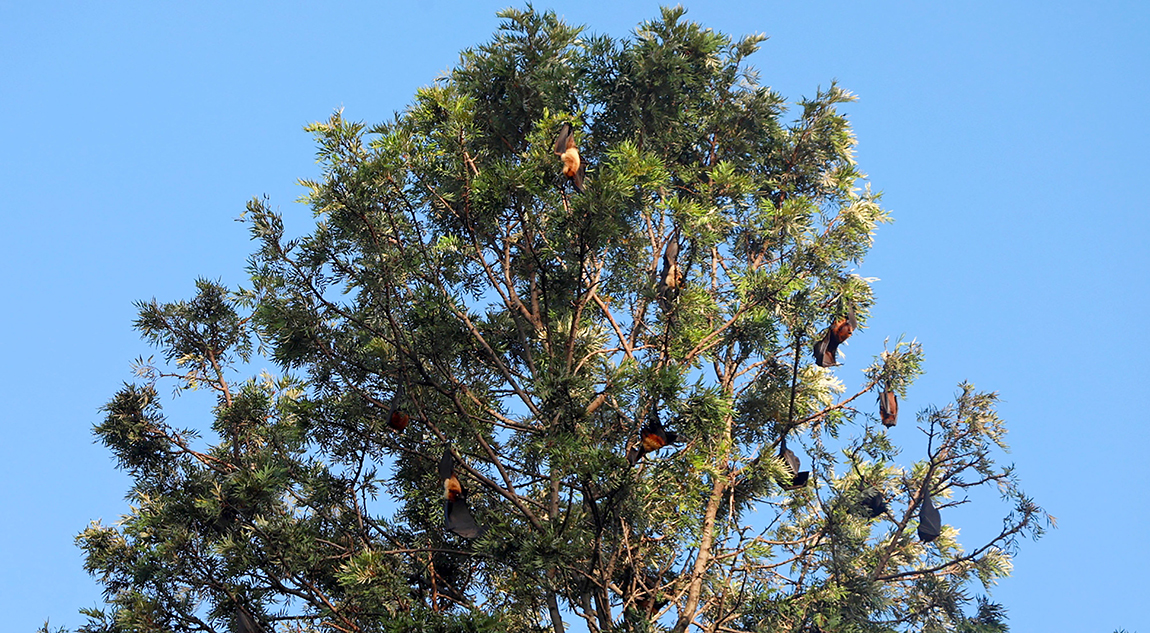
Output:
[{"left": 2, "top": 2, "right": 1147, "bottom": 631}]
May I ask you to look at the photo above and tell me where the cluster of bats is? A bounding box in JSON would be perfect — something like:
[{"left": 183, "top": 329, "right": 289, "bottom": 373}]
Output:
[{"left": 392, "top": 124, "right": 938, "bottom": 541}]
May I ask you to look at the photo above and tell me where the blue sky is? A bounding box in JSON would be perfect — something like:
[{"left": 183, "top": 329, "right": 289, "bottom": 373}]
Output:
[{"left": 2, "top": 2, "right": 1147, "bottom": 631}]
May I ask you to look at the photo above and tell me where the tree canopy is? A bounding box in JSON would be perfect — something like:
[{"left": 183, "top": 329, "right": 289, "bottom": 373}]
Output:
[{"left": 64, "top": 6, "right": 1048, "bottom": 633}]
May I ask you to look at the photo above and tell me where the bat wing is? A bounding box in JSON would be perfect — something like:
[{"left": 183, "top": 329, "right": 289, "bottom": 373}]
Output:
[
  {"left": 626, "top": 446, "right": 644, "bottom": 466},
  {"left": 918, "top": 495, "right": 942, "bottom": 542},
  {"left": 813, "top": 335, "right": 836, "bottom": 367},
  {"left": 438, "top": 450, "right": 455, "bottom": 481},
  {"left": 446, "top": 498, "right": 485, "bottom": 538},
  {"left": 554, "top": 122, "right": 572, "bottom": 154}
]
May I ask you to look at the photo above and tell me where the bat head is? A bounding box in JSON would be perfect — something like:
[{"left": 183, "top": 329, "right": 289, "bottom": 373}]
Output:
[{"left": 389, "top": 409, "right": 410, "bottom": 431}]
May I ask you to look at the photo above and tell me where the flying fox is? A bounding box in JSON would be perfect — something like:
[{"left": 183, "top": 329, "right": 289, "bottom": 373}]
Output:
[
  {"left": 387, "top": 385, "right": 410, "bottom": 432},
  {"left": 656, "top": 230, "right": 682, "bottom": 313},
  {"left": 554, "top": 122, "right": 585, "bottom": 193},
  {"left": 918, "top": 492, "right": 941, "bottom": 543},
  {"left": 778, "top": 437, "right": 810, "bottom": 490},
  {"left": 878, "top": 390, "right": 898, "bottom": 428},
  {"left": 438, "top": 450, "right": 485, "bottom": 538},
  {"left": 813, "top": 308, "right": 858, "bottom": 367},
  {"left": 626, "top": 415, "right": 679, "bottom": 466}
]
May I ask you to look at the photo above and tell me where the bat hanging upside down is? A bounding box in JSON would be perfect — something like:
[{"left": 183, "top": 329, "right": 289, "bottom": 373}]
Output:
[
  {"left": 438, "top": 449, "right": 485, "bottom": 539},
  {"left": 386, "top": 385, "right": 410, "bottom": 432},
  {"left": 813, "top": 307, "right": 858, "bottom": 367},
  {"left": 918, "top": 491, "right": 942, "bottom": 543},
  {"left": 656, "top": 230, "right": 682, "bottom": 313},
  {"left": 626, "top": 415, "right": 680, "bottom": 466},
  {"left": 878, "top": 389, "right": 898, "bottom": 428},
  {"left": 778, "top": 436, "right": 810, "bottom": 490},
  {"left": 554, "top": 122, "right": 585, "bottom": 193}
]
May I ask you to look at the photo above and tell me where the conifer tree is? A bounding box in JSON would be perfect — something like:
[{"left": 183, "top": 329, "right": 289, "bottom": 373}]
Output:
[{"left": 67, "top": 7, "right": 1048, "bottom": 633}]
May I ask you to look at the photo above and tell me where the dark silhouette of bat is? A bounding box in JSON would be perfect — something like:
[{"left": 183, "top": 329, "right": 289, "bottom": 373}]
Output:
[
  {"left": 918, "top": 492, "right": 941, "bottom": 543},
  {"left": 656, "top": 230, "right": 682, "bottom": 313},
  {"left": 878, "top": 390, "right": 898, "bottom": 428},
  {"left": 554, "top": 122, "right": 584, "bottom": 193},
  {"left": 439, "top": 450, "right": 485, "bottom": 538},
  {"left": 236, "top": 604, "right": 264, "bottom": 633},
  {"left": 778, "top": 437, "right": 810, "bottom": 490},
  {"left": 387, "top": 384, "right": 410, "bottom": 432},
  {"left": 812, "top": 308, "right": 858, "bottom": 367},
  {"left": 626, "top": 415, "right": 679, "bottom": 466},
  {"left": 858, "top": 489, "right": 887, "bottom": 519}
]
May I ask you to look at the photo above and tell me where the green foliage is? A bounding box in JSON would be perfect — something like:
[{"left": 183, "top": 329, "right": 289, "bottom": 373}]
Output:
[{"left": 63, "top": 6, "right": 1049, "bottom": 633}]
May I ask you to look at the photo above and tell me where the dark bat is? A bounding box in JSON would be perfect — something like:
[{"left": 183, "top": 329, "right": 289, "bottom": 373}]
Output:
[
  {"left": 439, "top": 450, "right": 485, "bottom": 538},
  {"left": 236, "top": 605, "right": 264, "bottom": 633},
  {"left": 858, "top": 489, "right": 887, "bottom": 519},
  {"left": 918, "top": 493, "right": 941, "bottom": 543},
  {"left": 778, "top": 437, "right": 810, "bottom": 490},
  {"left": 387, "top": 384, "right": 410, "bottom": 432},
  {"left": 656, "top": 230, "right": 682, "bottom": 313},
  {"left": 554, "top": 122, "right": 584, "bottom": 193},
  {"left": 878, "top": 390, "right": 898, "bottom": 428},
  {"left": 626, "top": 415, "right": 679, "bottom": 466}
]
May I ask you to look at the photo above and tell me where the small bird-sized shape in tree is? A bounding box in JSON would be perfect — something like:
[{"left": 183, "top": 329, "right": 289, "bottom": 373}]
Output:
[
  {"left": 235, "top": 604, "right": 265, "bottom": 633},
  {"left": 439, "top": 449, "right": 485, "bottom": 539},
  {"left": 858, "top": 488, "right": 887, "bottom": 519},
  {"left": 656, "top": 230, "right": 682, "bottom": 313},
  {"left": 812, "top": 308, "right": 858, "bottom": 367},
  {"left": 626, "top": 414, "right": 680, "bottom": 466},
  {"left": 386, "top": 384, "right": 410, "bottom": 432},
  {"left": 778, "top": 437, "right": 810, "bottom": 490},
  {"left": 878, "top": 389, "right": 898, "bottom": 428},
  {"left": 918, "top": 492, "right": 942, "bottom": 543},
  {"left": 554, "top": 122, "right": 584, "bottom": 193}
]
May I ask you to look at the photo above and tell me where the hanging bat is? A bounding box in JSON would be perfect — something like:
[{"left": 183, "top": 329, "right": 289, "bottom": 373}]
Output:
[
  {"left": 387, "top": 384, "right": 410, "bottom": 432},
  {"left": 439, "top": 450, "right": 485, "bottom": 538},
  {"left": 812, "top": 308, "right": 859, "bottom": 367},
  {"left": 918, "top": 492, "right": 942, "bottom": 543},
  {"left": 878, "top": 390, "right": 898, "bottom": 428},
  {"left": 626, "top": 414, "right": 679, "bottom": 466},
  {"left": 778, "top": 437, "right": 810, "bottom": 490},
  {"left": 858, "top": 489, "right": 887, "bottom": 519},
  {"left": 656, "top": 229, "right": 682, "bottom": 312},
  {"left": 554, "top": 122, "right": 584, "bottom": 193}
]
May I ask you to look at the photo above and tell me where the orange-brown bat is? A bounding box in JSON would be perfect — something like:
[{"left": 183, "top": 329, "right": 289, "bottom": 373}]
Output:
[
  {"left": 387, "top": 385, "right": 410, "bottom": 432},
  {"left": 812, "top": 308, "right": 858, "bottom": 367},
  {"left": 554, "top": 122, "right": 584, "bottom": 193},
  {"left": 918, "top": 493, "right": 941, "bottom": 543},
  {"left": 626, "top": 415, "right": 679, "bottom": 466},
  {"left": 878, "top": 390, "right": 898, "bottom": 428},
  {"left": 656, "top": 230, "right": 682, "bottom": 313},
  {"left": 778, "top": 437, "right": 810, "bottom": 490},
  {"left": 438, "top": 450, "right": 485, "bottom": 538}
]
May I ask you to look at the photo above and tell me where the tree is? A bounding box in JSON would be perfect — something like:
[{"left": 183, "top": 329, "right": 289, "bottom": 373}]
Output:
[{"left": 66, "top": 7, "right": 1049, "bottom": 633}]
